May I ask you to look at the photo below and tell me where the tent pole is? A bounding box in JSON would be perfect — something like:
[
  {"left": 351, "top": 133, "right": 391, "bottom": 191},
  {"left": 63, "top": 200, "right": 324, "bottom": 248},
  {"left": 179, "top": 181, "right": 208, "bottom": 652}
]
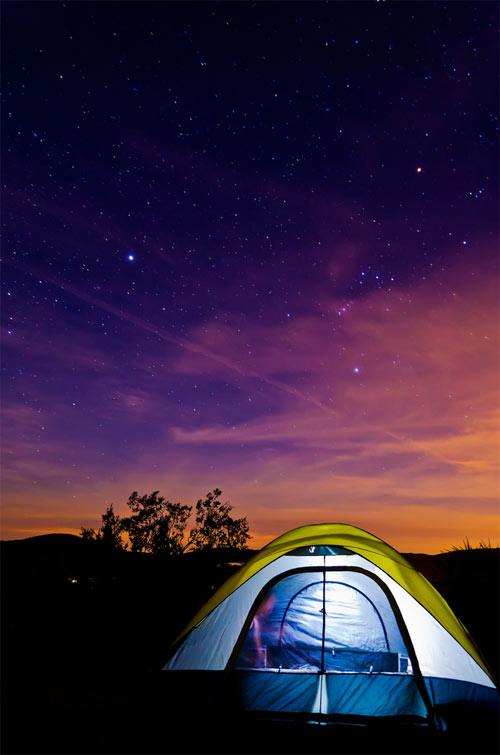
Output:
[{"left": 321, "top": 563, "right": 326, "bottom": 675}]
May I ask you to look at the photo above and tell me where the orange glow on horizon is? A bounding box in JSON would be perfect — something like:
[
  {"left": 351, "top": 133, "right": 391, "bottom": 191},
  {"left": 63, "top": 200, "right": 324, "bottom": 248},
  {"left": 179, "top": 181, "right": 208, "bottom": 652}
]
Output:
[{"left": 2, "top": 257, "right": 499, "bottom": 555}]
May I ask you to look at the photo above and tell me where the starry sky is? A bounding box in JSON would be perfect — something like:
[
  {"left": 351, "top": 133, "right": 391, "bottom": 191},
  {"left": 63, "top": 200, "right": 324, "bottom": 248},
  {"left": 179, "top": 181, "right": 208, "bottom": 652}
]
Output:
[{"left": 2, "top": 1, "right": 498, "bottom": 552}]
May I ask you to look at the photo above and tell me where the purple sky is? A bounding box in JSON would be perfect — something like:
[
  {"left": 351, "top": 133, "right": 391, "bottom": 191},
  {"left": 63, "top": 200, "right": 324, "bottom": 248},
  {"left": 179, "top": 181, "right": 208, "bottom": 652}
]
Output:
[{"left": 2, "top": 2, "right": 498, "bottom": 551}]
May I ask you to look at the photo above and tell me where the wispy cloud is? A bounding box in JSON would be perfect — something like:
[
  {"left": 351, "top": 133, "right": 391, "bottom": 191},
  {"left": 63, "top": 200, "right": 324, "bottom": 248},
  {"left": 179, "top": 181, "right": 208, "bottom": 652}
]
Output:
[{"left": 2, "top": 255, "right": 498, "bottom": 552}]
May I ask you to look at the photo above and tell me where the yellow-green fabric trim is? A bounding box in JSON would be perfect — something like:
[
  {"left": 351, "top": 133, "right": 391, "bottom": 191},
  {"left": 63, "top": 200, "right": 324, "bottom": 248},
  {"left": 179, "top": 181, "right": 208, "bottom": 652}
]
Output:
[{"left": 175, "top": 523, "right": 492, "bottom": 680}]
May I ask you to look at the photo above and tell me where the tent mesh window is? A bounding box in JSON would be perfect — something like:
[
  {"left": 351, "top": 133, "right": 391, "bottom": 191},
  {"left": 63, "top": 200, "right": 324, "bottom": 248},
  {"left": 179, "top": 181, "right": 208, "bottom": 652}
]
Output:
[{"left": 235, "top": 570, "right": 413, "bottom": 675}]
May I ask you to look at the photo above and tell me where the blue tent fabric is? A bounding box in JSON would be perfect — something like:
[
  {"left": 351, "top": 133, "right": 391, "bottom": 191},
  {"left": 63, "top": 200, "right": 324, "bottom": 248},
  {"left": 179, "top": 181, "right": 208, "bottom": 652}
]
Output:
[
  {"left": 234, "top": 671, "right": 428, "bottom": 718},
  {"left": 235, "top": 672, "right": 319, "bottom": 714},
  {"left": 324, "top": 674, "right": 427, "bottom": 717},
  {"left": 425, "top": 677, "right": 499, "bottom": 711}
]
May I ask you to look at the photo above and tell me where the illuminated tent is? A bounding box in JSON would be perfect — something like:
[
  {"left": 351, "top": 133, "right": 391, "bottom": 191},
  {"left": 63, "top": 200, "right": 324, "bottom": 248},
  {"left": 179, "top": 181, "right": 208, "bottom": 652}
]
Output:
[{"left": 163, "top": 524, "right": 498, "bottom": 726}]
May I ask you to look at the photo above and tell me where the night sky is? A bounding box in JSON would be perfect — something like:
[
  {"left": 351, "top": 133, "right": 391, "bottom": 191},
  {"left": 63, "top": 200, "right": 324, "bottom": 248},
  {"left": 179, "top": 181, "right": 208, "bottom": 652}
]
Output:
[{"left": 2, "top": 1, "right": 498, "bottom": 551}]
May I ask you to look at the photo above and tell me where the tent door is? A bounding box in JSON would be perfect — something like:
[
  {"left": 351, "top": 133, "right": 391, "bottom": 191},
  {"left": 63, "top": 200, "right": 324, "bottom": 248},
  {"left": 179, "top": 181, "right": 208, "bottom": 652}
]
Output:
[
  {"left": 231, "top": 566, "right": 431, "bottom": 722},
  {"left": 278, "top": 575, "right": 395, "bottom": 677}
]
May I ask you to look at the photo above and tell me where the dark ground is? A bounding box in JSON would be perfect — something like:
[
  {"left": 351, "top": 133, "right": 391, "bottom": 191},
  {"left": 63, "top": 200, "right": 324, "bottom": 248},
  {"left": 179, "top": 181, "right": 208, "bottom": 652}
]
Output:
[{"left": 1, "top": 534, "right": 499, "bottom": 754}]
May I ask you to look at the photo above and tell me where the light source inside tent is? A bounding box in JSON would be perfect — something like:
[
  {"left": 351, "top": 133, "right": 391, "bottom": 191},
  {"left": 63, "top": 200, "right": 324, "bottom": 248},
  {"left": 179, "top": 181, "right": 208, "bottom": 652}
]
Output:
[{"left": 236, "top": 570, "right": 412, "bottom": 674}]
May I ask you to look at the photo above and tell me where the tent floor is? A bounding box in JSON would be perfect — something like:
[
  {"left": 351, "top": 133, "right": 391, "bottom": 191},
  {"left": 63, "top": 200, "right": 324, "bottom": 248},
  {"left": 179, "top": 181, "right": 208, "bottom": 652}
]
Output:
[{"left": 2, "top": 682, "right": 499, "bottom": 755}]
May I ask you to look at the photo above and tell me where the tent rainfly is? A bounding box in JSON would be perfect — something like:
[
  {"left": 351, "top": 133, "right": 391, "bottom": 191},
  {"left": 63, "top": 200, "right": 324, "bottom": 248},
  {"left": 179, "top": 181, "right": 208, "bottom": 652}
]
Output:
[{"left": 163, "top": 524, "right": 498, "bottom": 726}]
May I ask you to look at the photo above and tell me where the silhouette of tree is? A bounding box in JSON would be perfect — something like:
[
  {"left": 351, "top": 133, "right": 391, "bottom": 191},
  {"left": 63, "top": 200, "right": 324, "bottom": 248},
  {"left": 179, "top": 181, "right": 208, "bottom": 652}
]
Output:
[
  {"left": 100, "top": 504, "right": 125, "bottom": 549},
  {"left": 82, "top": 489, "right": 250, "bottom": 554},
  {"left": 189, "top": 488, "right": 250, "bottom": 551},
  {"left": 80, "top": 504, "right": 125, "bottom": 549},
  {"left": 122, "top": 491, "right": 191, "bottom": 555}
]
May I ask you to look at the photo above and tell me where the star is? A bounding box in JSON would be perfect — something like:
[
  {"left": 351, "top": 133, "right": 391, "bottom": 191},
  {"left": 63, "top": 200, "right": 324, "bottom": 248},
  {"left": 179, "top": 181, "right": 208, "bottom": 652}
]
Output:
[{"left": 127, "top": 254, "right": 135, "bottom": 261}]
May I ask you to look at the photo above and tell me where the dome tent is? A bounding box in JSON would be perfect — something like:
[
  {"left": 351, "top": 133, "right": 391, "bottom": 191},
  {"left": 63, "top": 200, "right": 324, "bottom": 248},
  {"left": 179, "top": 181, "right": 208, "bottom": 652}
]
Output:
[{"left": 163, "top": 524, "right": 497, "bottom": 727}]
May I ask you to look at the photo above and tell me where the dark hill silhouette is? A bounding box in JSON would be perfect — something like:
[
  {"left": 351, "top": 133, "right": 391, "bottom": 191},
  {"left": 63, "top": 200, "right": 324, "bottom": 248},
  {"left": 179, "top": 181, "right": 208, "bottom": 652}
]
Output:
[
  {"left": 2, "top": 532, "right": 83, "bottom": 544},
  {"left": 1, "top": 535, "right": 498, "bottom": 754},
  {"left": 1, "top": 533, "right": 99, "bottom": 578}
]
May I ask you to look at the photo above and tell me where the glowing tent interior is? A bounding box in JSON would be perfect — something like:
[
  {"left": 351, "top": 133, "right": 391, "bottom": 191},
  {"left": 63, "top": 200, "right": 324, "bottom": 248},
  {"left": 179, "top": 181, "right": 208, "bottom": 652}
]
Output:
[{"left": 163, "top": 524, "right": 498, "bottom": 726}]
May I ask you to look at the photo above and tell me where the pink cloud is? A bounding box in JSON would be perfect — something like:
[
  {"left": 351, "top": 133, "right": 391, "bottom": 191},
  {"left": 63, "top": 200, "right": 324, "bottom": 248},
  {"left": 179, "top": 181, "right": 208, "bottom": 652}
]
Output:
[{"left": 2, "top": 254, "right": 498, "bottom": 553}]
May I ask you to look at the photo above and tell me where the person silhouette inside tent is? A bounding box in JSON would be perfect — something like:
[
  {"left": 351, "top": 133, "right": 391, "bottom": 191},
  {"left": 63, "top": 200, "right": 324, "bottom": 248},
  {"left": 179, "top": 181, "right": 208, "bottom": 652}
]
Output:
[{"left": 245, "top": 592, "right": 277, "bottom": 668}]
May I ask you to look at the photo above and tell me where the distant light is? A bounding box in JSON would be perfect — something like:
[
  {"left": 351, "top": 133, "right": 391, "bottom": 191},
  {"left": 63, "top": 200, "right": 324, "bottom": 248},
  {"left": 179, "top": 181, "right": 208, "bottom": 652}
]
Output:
[
  {"left": 127, "top": 254, "right": 135, "bottom": 261},
  {"left": 416, "top": 167, "right": 423, "bottom": 173},
  {"left": 462, "top": 240, "right": 468, "bottom": 245},
  {"left": 354, "top": 367, "right": 360, "bottom": 373}
]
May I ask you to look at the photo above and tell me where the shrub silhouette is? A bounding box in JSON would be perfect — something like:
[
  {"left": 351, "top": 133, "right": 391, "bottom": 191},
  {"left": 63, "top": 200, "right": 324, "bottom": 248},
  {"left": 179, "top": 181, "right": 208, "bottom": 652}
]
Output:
[{"left": 82, "top": 489, "right": 250, "bottom": 555}]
